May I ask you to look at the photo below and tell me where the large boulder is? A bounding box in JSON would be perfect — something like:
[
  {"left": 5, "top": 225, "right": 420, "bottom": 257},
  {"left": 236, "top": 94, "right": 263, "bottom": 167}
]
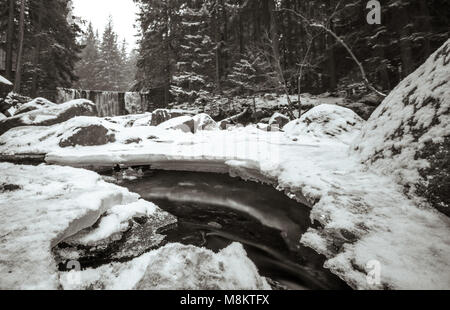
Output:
[
  {"left": 269, "top": 112, "right": 290, "bottom": 128},
  {"left": 353, "top": 39, "right": 450, "bottom": 216},
  {"left": 0, "top": 99, "right": 97, "bottom": 136},
  {"left": 59, "top": 118, "right": 116, "bottom": 148},
  {"left": 284, "top": 104, "right": 364, "bottom": 144},
  {"left": 193, "top": 113, "right": 217, "bottom": 131}
]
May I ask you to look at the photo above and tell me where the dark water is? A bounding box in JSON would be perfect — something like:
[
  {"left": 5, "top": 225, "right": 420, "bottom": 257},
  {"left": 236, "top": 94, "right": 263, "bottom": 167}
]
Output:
[{"left": 120, "top": 170, "right": 350, "bottom": 290}]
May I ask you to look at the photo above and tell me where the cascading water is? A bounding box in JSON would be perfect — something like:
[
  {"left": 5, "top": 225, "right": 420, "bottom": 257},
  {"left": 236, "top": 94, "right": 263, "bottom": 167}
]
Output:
[{"left": 56, "top": 87, "right": 152, "bottom": 117}]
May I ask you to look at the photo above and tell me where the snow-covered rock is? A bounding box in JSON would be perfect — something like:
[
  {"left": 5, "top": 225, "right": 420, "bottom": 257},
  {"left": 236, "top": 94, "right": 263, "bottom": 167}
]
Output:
[
  {"left": 0, "top": 113, "right": 6, "bottom": 120},
  {"left": 193, "top": 113, "right": 217, "bottom": 131},
  {"left": 158, "top": 116, "right": 195, "bottom": 133},
  {"left": 284, "top": 104, "right": 364, "bottom": 144},
  {"left": 269, "top": 112, "right": 290, "bottom": 129},
  {"left": 59, "top": 118, "right": 116, "bottom": 148},
  {"left": 0, "top": 163, "right": 145, "bottom": 289},
  {"left": 0, "top": 99, "right": 97, "bottom": 136},
  {"left": 60, "top": 242, "right": 270, "bottom": 290},
  {"left": 13, "top": 97, "right": 56, "bottom": 116},
  {"left": 353, "top": 39, "right": 450, "bottom": 216}
]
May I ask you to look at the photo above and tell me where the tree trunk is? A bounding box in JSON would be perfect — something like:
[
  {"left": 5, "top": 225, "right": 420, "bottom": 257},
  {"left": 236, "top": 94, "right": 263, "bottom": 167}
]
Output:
[
  {"left": 32, "top": 0, "right": 44, "bottom": 97},
  {"left": 14, "top": 0, "right": 26, "bottom": 93},
  {"left": 398, "top": 7, "right": 413, "bottom": 78},
  {"left": 5, "top": 0, "right": 15, "bottom": 80}
]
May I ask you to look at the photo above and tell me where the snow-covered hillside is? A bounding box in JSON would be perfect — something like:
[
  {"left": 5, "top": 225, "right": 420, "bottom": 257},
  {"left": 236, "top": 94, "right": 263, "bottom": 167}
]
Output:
[{"left": 353, "top": 39, "right": 450, "bottom": 216}]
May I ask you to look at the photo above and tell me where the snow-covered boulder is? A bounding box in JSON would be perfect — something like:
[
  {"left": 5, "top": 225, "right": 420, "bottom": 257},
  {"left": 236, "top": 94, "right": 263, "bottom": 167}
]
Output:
[
  {"left": 158, "top": 116, "right": 195, "bottom": 133},
  {"left": 193, "top": 113, "right": 217, "bottom": 131},
  {"left": 0, "top": 99, "right": 97, "bottom": 136},
  {"left": 13, "top": 97, "right": 56, "bottom": 116},
  {"left": 60, "top": 242, "right": 270, "bottom": 290},
  {"left": 283, "top": 104, "right": 364, "bottom": 144},
  {"left": 269, "top": 112, "right": 290, "bottom": 129},
  {"left": 59, "top": 117, "right": 116, "bottom": 148},
  {"left": 0, "top": 116, "right": 118, "bottom": 153},
  {"left": 353, "top": 39, "right": 450, "bottom": 216}
]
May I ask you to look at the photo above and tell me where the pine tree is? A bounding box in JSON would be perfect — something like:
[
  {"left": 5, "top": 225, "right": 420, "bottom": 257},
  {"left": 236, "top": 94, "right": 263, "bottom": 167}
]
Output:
[
  {"left": 75, "top": 22, "right": 101, "bottom": 89},
  {"left": 97, "top": 16, "right": 123, "bottom": 91},
  {"left": 170, "top": 0, "right": 215, "bottom": 104}
]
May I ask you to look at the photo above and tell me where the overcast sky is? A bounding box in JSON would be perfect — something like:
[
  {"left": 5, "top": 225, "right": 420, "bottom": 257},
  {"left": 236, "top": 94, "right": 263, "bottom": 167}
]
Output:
[{"left": 72, "top": 0, "right": 139, "bottom": 51}]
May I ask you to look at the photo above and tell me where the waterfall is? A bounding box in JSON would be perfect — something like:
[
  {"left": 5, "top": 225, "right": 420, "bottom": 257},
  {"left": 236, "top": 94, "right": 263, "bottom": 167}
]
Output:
[
  {"left": 56, "top": 88, "right": 154, "bottom": 117},
  {"left": 95, "top": 91, "right": 121, "bottom": 117}
]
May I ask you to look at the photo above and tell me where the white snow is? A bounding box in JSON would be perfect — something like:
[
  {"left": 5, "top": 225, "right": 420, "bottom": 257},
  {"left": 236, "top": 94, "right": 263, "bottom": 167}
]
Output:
[
  {"left": 157, "top": 115, "right": 194, "bottom": 133},
  {"left": 65, "top": 199, "right": 158, "bottom": 246},
  {"left": 0, "top": 113, "right": 6, "bottom": 120},
  {"left": 60, "top": 242, "right": 271, "bottom": 290},
  {"left": 12, "top": 97, "right": 56, "bottom": 116},
  {"left": 0, "top": 163, "right": 142, "bottom": 289},
  {"left": 353, "top": 39, "right": 450, "bottom": 197},
  {"left": 0, "top": 75, "right": 13, "bottom": 86},
  {"left": 284, "top": 104, "right": 364, "bottom": 144}
]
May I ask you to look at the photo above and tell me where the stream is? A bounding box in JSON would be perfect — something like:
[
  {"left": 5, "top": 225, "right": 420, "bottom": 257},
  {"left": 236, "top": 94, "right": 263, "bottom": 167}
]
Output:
[{"left": 118, "top": 169, "right": 350, "bottom": 290}]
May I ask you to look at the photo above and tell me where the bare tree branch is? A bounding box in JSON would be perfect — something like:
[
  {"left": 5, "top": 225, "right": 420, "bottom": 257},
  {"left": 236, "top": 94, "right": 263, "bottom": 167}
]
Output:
[{"left": 280, "top": 8, "right": 387, "bottom": 97}]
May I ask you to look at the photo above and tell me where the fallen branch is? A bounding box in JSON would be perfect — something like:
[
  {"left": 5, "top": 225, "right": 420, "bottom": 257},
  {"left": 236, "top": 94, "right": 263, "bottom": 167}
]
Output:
[{"left": 219, "top": 108, "right": 250, "bottom": 129}]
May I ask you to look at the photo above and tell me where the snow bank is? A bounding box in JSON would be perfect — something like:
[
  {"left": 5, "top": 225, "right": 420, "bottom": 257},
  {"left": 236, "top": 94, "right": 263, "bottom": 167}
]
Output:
[
  {"left": 353, "top": 39, "right": 450, "bottom": 215},
  {"left": 0, "top": 163, "right": 142, "bottom": 289},
  {"left": 284, "top": 104, "right": 364, "bottom": 144},
  {"left": 60, "top": 242, "right": 271, "bottom": 290}
]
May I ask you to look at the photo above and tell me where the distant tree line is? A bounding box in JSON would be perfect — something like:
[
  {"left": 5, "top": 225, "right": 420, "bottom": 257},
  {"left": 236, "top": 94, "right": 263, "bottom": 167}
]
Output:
[
  {"left": 0, "top": 0, "right": 81, "bottom": 97},
  {"left": 133, "top": 0, "right": 449, "bottom": 105},
  {"left": 0, "top": 0, "right": 137, "bottom": 98},
  {"left": 74, "top": 18, "right": 138, "bottom": 92}
]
